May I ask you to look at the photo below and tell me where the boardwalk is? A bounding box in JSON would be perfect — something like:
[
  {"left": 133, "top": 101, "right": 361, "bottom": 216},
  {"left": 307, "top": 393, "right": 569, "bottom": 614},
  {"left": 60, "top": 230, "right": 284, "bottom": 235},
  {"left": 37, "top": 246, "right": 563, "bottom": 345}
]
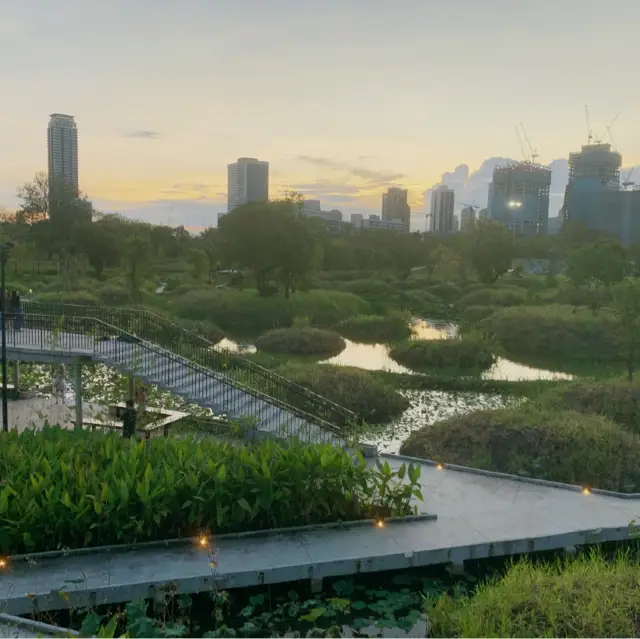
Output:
[{"left": 1, "top": 455, "right": 637, "bottom": 615}]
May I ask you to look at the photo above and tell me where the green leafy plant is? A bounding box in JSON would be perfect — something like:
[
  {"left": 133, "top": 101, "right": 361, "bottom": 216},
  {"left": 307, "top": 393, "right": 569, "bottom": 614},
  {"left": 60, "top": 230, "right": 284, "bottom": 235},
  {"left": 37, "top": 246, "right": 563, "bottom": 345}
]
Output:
[{"left": 389, "top": 338, "right": 495, "bottom": 373}]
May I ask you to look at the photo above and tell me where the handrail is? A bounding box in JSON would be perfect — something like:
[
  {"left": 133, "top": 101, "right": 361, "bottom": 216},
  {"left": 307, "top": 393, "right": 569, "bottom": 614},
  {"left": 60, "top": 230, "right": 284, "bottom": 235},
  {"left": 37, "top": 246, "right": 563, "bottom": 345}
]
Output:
[
  {"left": 24, "top": 301, "right": 356, "bottom": 425},
  {"left": 22, "top": 313, "right": 345, "bottom": 439}
]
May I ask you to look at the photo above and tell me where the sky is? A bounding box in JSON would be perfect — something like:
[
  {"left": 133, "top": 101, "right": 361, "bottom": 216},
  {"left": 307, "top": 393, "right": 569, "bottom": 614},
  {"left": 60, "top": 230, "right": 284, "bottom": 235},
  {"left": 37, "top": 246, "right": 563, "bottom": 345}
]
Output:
[{"left": 1, "top": 0, "right": 639, "bottom": 230}]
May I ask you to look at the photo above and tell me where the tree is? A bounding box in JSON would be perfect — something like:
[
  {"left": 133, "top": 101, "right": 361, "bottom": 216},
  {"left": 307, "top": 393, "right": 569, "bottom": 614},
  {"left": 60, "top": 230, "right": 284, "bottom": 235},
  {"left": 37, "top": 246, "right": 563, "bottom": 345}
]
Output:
[
  {"left": 566, "top": 241, "right": 627, "bottom": 289},
  {"left": 188, "top": 248, "right": 208, "bottom": 281},
  {"left": 463, "top": 220, "right": 513, "bottom": 284},
  {"left": 124, "top": 236, "right": 151, "bottom": 303},
  {"left": 612, "top": 279, "right": 640, "bottom": 382},
  {"left": 218, "top": 200, "right": 319, "bottom": 298},
  {"left": 198, "top": 227, "right": 220, "bottom": 283},
  {"left": 70, "top": 221, "right": 121, "bottom": 277}
]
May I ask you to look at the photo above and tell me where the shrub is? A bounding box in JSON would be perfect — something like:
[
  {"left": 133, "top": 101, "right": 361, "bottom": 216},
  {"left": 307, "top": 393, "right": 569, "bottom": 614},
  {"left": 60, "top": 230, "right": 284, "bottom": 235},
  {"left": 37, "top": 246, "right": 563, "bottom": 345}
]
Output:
[
  {"left": 538, "top": 380, "right": 640, "bottom": 435},
  {"left": 480, "top": 305, "right": 619, "bottom": 362},
  {"left": 389, "top": 338, "right": 495, "bottom": 373},
  {"left": 98, "top": 285, "right": 132, "bottom": 306},
  {"left": 175, "top": 319, "right": 226, "bottom": 344},
  {"left": 459, "top": 305, "right": 499, "bottom": 326},
  {"left": 277, "top": 365, "right": 409, "bottom": 424},
  {"left": 336, "top": 313, "right": 412, "bottom": 343},
  {"left": 426, "top": 283, "right": 462, "bottom": 303},
  {"left": 338, "top": 279, "right": 394, "bottom": 297},
  {"left": 427, "top": 555, "right": 640, "bottom": 638},
  {"left": 457, "top": 287, "right": 528, "bottom": 308},
  {"left": 255, "top": 327, "right": 346, "bottom": 356},
  {"left": 175, "top": 289, "right": 370, "bottom": 334},
  {"left": 400, "top": 406, "right": 640, "bottom": 491},
  {"left": 0, "top": 427, "right": 422, "bottom": 554},
  {"left": 35, "top": 290, "right": 100, "bottom": 306}
]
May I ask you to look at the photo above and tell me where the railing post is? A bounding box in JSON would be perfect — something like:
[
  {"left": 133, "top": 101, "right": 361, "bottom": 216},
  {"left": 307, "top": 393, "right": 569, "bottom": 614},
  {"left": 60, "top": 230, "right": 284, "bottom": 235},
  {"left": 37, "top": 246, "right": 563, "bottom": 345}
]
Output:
[{"left": 74, "top": 358, "right": 83, "bottom": 429}]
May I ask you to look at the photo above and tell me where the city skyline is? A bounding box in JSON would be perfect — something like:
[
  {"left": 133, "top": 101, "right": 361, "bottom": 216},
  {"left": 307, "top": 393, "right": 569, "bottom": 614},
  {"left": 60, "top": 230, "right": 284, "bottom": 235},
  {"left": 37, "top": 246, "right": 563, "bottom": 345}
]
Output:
[{"left": 1, "top": 0, "right": 639, "bottom": 226}]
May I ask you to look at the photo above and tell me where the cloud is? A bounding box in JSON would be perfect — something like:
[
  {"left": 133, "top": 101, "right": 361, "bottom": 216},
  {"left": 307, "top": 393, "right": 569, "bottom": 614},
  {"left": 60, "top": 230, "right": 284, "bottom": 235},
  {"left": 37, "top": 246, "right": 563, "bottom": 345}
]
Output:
[
  {"left": 296, "top": 155, "right": 405, "bottom": 185},
  {"left": 120, "top": 129, "right": 161, "bottom": 139}
]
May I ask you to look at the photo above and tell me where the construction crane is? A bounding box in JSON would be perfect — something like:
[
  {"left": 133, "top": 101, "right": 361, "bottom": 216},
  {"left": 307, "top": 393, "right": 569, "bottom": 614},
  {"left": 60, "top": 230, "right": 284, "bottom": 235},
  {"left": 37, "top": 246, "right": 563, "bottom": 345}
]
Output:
[
  {"left": 519, "top": 123, "right": 539, "bottom": 163},
  {"left": 514, "top": 126, "right": 527, "bottom": 161},
  {"left": 622, "top": 168, "right": 635, "bottom": 191},
  {"left": 585, "top": 105, "right": 594, "bottom": 144},
  {"left": 594, "top": 112, "right": 620, "bottom": 145}
]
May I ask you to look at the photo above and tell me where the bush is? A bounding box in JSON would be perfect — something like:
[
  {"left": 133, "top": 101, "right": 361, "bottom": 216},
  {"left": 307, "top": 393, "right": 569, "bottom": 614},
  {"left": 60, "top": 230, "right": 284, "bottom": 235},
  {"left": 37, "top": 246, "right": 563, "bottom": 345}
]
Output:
[
  {"left": 427, "top": 555, "right": 640, "bottom": 638},
  {"left": 400, "top": 406, "right": 640, "bottom": 491},
  {"left": 389, "top": 338, "right": 495, "bottom": 373},
  {"left": 277, "top": 365, "right": 409, "bottom": 424},
  {"left": 459, "top": 305, "right": 499, "bottom": 326},
  {"left": 337, "top": 279, "right": 394, "bottom": 297},
  {"left": 336, "top": 313, "right": 411, "bottom": 343},
  {"left": 457, "top": 287, "right": 528, "bottom": 308},
  {"left": 538, "top": 380, "right": 640, "bottom": 435},
  {"left": 426, "top": 283, "right": 462, "bottom": 303},
  {"left": 35, "top": 290, "right": 100, "bottom": 306},
  {"left": 175, "top": 319, "right": 226, "bottom": 344},
  {"left": 0, "top": 427, "right": 421, "bottom": 554},
  {"left": 98, "top": 285, "right": 132, "bottom": 306},
  {"left": 175, "top": 289, "right": 370, "bottom": 334},
  {"left": 480, "top": 305, "right": 619, "bottom": 362},
  {"left": 255, "top": 327, "right": 345, "bottom": 356}
]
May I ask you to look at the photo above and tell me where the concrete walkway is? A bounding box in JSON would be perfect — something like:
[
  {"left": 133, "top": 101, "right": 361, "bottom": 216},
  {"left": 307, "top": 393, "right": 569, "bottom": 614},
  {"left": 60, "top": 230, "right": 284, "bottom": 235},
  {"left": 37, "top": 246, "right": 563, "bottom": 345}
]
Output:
[{"left": 1, "top": 456, "right": 637, "bottom": 615}]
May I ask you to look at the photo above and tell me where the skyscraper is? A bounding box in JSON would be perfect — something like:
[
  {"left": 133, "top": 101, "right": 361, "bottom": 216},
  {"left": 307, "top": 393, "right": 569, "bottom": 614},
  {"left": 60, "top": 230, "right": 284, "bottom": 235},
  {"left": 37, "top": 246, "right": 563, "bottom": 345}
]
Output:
[
  {"left": 47, "top": 114, "right": 79, "bottom": 191},
  {"left": 488, "top": 161, "right": 551, "bottom": 236},
  {"left": 429, "top": 185, "right": 455, "bottom": 233},
  {"left": 381, "top": 187, "right": 411, "bottom": 231},
  {"left": 227, "top": 157, "right": 269, "bottom": 212}
]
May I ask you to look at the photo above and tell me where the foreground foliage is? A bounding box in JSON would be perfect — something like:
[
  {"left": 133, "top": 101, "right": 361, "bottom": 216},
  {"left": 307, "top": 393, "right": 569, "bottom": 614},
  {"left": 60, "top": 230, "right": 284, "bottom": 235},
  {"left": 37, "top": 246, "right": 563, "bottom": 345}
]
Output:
[
  {"left": 255, "top": 327, "right": 345, "bottom": 356},
  {"left": 400, "top": 405, "right": 640, "bottom": 491},
  {"left": 427, "top": 554, "right": 640, "bottom": 638},
  {"left": 389, "top": 338, "right": 495, "bottom": 373},
  {"left": 0, "top": 428, "right": 422, "bottom": 554}
]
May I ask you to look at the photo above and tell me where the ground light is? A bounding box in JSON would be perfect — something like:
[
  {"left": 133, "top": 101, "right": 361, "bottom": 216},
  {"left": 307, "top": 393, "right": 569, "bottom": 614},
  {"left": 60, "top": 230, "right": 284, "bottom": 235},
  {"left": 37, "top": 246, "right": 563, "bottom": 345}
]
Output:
[
  {"left": 0, "top": 558, "right": 7, "bottom": 569},
  {"left": 436, "top": 463, "right": 444, "bottom": 471},
  {"left": 582, "top": 487, "right": 592, "bottom": 496},
  {"left": 375, "top": 519, "right": 385, "bottom": 529}
]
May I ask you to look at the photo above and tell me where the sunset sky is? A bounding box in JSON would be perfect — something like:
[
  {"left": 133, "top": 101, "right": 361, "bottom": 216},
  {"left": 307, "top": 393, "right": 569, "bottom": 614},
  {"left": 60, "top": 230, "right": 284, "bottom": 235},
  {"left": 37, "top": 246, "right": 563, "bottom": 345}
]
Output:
[{"left": 1, "top": 0, "right": 639, "bottom": 226}]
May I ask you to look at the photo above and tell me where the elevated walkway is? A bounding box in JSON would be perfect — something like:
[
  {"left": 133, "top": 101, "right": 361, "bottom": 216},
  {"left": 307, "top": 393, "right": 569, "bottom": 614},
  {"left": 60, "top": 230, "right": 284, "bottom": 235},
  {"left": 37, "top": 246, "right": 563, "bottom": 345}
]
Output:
[{"left": 1, "top": 455, "right": 637, "bottom": 615}]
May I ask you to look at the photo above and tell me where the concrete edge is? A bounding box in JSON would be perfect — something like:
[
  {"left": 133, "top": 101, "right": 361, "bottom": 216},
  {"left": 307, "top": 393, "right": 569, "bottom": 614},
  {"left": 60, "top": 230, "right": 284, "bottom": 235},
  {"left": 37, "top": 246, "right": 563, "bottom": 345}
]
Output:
[
  {"left": 5, "top": 513, "right": 437, "bottom": 563},
  {"left": 0, "top": 613, "right": 79, "bottom": 638},
  {"left": 381, "top": 452, "right": 640, "bottom": 499}
]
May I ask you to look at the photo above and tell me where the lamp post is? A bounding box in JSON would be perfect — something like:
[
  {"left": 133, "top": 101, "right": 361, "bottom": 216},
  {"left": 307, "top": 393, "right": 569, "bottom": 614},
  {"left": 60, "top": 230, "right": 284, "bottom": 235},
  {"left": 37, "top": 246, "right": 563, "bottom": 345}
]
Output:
[
  {"left": 506, "top": 200, "right": 523, "bottom": 243},
  {"left": 1, "top": 242, "right": 13, "bottom": 433}
]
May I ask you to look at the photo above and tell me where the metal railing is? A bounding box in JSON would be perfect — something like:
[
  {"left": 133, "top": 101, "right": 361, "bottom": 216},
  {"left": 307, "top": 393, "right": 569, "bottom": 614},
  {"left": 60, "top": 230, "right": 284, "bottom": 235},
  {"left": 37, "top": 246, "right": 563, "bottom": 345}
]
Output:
[
  {"left": 22, "top": 302, "right": 356, "bottom": 427},
  {"left": 13, "top": 313, "right": 346, "bottom": 443}
]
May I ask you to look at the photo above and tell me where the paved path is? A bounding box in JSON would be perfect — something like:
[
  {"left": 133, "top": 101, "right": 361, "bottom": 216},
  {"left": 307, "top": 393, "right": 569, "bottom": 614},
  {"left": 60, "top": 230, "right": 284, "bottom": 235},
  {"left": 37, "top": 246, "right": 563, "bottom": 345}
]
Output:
[{"left": 1, "top": 456, "right": 637, "bottom": 615}]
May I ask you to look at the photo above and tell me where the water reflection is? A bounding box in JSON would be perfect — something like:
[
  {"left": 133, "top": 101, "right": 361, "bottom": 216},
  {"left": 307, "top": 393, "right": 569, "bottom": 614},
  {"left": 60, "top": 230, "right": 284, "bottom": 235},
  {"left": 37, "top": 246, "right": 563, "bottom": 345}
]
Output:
[
  {"left": 215, "top": 338, "right": 257, "bottom": 355},
  {"left": 482, "top": 357, "right": 572, "bottom": 381},
  {"left": 320, "top": 340, "right": 411, "bottom": 373}
]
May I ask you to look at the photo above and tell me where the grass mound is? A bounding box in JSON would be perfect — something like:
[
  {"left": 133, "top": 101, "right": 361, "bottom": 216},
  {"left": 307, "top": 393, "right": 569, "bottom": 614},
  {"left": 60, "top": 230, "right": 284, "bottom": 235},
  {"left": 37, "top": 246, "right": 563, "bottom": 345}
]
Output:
[
  {"left": 255, "top": 327, "right": 345, "bottom": 356},
  {"left": 459, "top": 305, "right": 499, "bottom": 327},
  {"left": 427, "top": 554, "right": 640, "bottom": 638},
  {"left": 389, "top": 338, "right": 495, "bottom": 373},
  {"left": 480, "top": 304, "right": 619, "bottom": 363},
  {"left": 175, "top": 318, "right": 226, "bottom": 344},
  {"left": 277, "top": 364, "right": 409, "bottom": 424},
  {"left": 175, "top": 289, "right": 370, "bottom": 334},
  {"left": 426, "top": 283, "right": 461, "bottom": 303},
  {"left": 456, "top": 287, "right": 528, "bottom": 308},
  {"left": 399, "top": 406, "right": 640, "bottom": 491},
  {"left": 336, "top": 313, "right": 411, "bottom": 343},
  {"left": 538, "top": 379, "right": 640, "bottom": 435},
  {"left": 0, "top": 427, "right": 421, "bottom": 555}
]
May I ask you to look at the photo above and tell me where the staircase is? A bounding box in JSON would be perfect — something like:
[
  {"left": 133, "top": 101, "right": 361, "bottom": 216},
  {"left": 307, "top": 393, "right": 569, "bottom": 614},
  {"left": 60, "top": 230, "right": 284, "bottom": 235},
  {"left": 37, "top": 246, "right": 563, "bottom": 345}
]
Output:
[{"left": 24, "top": 303, "right": 355, "bottom": 445}]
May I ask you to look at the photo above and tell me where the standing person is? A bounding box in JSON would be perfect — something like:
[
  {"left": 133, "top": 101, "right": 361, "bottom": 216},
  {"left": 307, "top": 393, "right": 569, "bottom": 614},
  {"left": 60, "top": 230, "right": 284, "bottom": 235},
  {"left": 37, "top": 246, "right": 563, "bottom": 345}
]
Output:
[
  {"left": 5, "top": 291, "right": 14, "bottom": 330},
  {"left": 52, "top": 364, "right": 68, "bottom": 404},
  {"left": 135, "top": 384, "right": 148, "bottom": 414},
  {"left": 121, "top": 399, "right": 137, "bottom": 439},
  {"left": 13, "top": 293, "right": 22, "bottom": 332}
]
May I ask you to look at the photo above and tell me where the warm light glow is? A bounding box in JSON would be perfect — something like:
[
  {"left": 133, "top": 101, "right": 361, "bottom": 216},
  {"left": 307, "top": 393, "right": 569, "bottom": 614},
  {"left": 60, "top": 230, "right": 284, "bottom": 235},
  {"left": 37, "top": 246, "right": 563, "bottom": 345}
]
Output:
[
  {"left": 0, "top": 558, "right": 6, "bottom": 569},
  {"left": 436, "top": 463, "right": 444, "bottom": 471},
  {"left": 375, "top": 519, "right": 385, "bottom": 529},
  {"left": 582, "top": 487, "right": 592, "bottom": 496},
  {"left": 507, "top": 200, "right": 523, "bottom": 209},
  {"left": 198, "top": 534, "right": 209, "bottom": 547}
]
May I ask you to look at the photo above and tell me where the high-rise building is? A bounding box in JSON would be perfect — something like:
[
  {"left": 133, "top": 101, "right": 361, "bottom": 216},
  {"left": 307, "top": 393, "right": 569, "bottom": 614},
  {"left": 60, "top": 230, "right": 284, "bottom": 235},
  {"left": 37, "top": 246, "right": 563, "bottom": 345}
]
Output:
[
  {"left": 488, "top": 161, "right": 551, "bottom": 235},
  {"left": 561, "top": 143, "right": 622, "bottom": 231},
  {"left": 460, "top": 206, "right": 476, "bottom": 230},
  {"left": 381, "top": 187, "right": 411, "bottom": 231},
  {"left": 227, "top": 157, "right": 269, "bottom": 212},
  {"left": 429, "top": 185, "right": 455, "bottom": 233},
  {"left": 48, "top": 114, "right": 79, "bottom": 192}
]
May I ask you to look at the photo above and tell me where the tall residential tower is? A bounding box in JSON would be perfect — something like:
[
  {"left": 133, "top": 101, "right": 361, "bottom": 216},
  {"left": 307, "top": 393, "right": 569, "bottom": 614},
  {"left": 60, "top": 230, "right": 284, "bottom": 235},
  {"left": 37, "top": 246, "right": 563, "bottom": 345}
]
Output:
[
  {"left": 48, "top": 114, "right": 79, "bottom": 192},
  {"left": 381, "top": 187, "right": 411, "bottom": 231},
  {"left": 429, "top": 185, "right": 455, "bottom": 233},
  {"left": 227, "top": 157, "right": 269, "bottom": 212}
]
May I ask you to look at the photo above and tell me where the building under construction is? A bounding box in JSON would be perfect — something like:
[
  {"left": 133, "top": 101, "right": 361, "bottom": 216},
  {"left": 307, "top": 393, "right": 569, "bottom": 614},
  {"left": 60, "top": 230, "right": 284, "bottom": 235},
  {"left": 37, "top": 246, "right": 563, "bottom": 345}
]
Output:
[
  {"left": 487, "top": 161, "right": 552, "bottom": 235},
  {"left": 561, "top": 143, "right": 622, "bottom": 232}
]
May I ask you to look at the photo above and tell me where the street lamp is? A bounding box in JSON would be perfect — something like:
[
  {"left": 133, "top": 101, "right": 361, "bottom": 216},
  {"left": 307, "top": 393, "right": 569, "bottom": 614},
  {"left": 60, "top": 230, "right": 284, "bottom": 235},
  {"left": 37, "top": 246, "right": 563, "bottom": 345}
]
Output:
[
  {"left": 506, "top": 200, "right": 523, "bottom": 242},
  {"left": 1, "top": 242, "right": 13, "bottom": 433}
]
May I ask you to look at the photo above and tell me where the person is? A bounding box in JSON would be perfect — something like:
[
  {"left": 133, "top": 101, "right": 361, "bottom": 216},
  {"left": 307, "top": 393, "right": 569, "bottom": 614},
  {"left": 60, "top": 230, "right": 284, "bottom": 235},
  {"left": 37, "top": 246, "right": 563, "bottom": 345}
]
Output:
[
  {"left": 121, "top": 399, "right": 137, "bottom": 439},
  {"left": 135, "top": 384, "right": 148, "bottom": 414},
  {"left": 52, "top": 364, "right": 68, "bottom": 404},
  {"left": 13, "top": 293, "right": 22, "bottom": 332}
]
